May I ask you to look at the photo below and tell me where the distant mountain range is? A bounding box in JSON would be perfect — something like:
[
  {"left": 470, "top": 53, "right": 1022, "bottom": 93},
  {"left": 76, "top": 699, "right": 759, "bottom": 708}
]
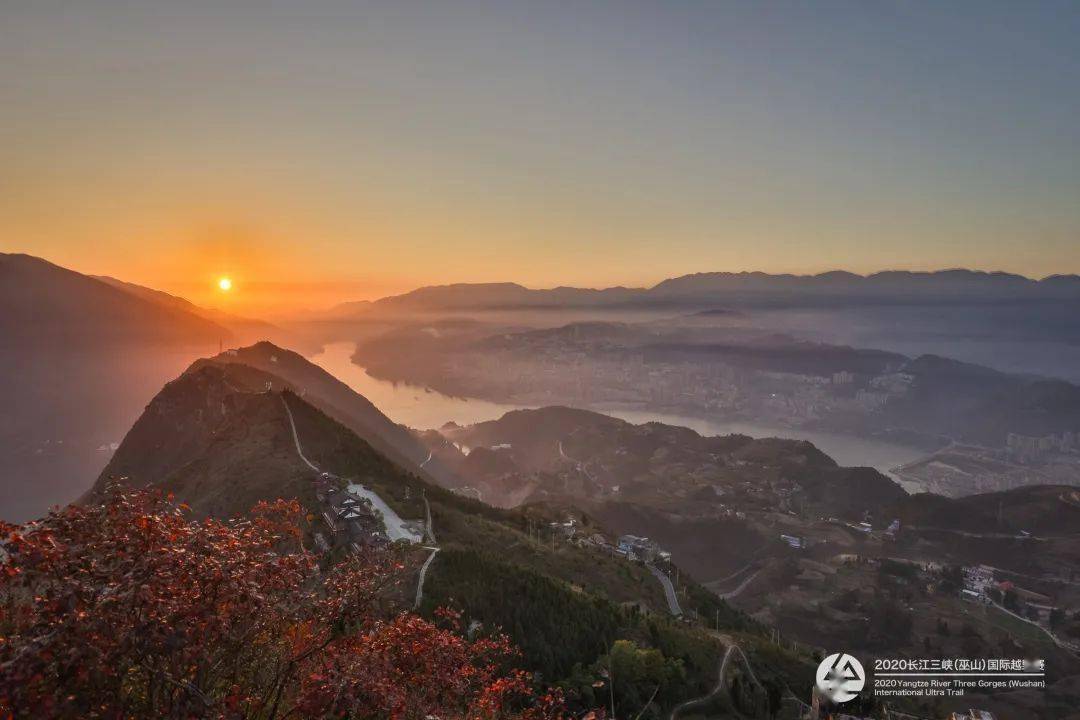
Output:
[
  {"left": 327, "top": 269, "right": 1080, "bottom": 315},
  {"left": 12, "top": 278, "right": 1080, "bottom": 716},
  {"left": 9, "top": 250, "right": 1080, "bottom": 718},
  {"left": 93, "top": 275, "right": 284, "bottom": 342},
  {"left": 0, "top": 253, "right": 231, "bottom": 347},
  {"left": 0, "top": 253, "right": 232, "bottom": 521},
  {"left": 0, "top": 254, "right": 331, "bottom": 521}
]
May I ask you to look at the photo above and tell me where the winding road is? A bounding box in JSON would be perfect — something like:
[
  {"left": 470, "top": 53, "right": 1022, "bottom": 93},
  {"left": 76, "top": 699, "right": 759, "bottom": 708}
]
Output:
[
  {"left": 907, "top": 524, "right": 1054, "bottom": 541},
  {"left": 669, "top": 643, "right": 763, "bottom": 720},
  {"left": 647, "top": 563, "right": 683, "bottom": 617},
  {"left": 710, "top": 560, "right": 760, "bottom": 587},
  {"left": 557, "top": 439, "right": 598, "bottom": 483},
  {"left": 415, "top": 495, "right": 439, "bottom": 605},
  {"left": 414, "top": 547, "right": 440, "bottom": 609},
  {"left": 423, "top": 494, "right": 436, "bottom": 544},
  {"left": 717, "top": 567, "right": 764, "bottom": 600},
  {"left": 987, "top": 599, "right": 1080, "bottom": 654},
  {"left": 281, "top": 395, "right": 322, "bottom": 474},
  {"left": 280, "top": 393, "right": 441, "bottom": 608}
]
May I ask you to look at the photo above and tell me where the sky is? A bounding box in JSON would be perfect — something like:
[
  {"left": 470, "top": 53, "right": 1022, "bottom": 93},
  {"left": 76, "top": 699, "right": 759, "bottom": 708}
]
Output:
[{"left": 2, "top": 0, "right": 1079, "bottom": 314}]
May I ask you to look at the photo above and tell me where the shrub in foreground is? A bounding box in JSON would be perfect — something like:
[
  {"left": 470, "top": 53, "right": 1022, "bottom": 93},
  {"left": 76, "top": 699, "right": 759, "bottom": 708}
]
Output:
[{"left": 0, "top": 489, "right": 577, "bottom": 720}]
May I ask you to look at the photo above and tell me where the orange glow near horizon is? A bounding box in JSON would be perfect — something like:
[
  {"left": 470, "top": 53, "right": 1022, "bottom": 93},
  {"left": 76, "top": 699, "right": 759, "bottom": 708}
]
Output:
[{"left": 4, "top": 2, "right": 1080, "bottom": 317}]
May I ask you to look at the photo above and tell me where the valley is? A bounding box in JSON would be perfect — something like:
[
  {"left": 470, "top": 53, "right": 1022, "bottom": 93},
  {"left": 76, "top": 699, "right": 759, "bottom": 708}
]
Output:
[
  {"left": 311, "top": 341, "right": 928, "bottom": 486},
  {"left": 7, "top": 259, "right": 1080, "bottom": 719},
  {"left": 341, "top": 313, "right": 1080, "bottom": 499},
  {"left": 8, "top": 7, "right": 1080, "bottom": 716},
  {"left": 83, "top": 345, "right": 810, "bottom": 717}
]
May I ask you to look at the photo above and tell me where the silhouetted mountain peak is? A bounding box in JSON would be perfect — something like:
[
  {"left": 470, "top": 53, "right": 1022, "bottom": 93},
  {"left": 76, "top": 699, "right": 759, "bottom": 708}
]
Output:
[{"left": 206, "top": 342, "right": 462, "bottom": 488}]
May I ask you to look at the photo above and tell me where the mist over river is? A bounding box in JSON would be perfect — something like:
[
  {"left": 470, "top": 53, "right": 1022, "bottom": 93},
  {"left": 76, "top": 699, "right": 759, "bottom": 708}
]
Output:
[{"left": 310, "top": 342, "right": 927, "bottom": 491}]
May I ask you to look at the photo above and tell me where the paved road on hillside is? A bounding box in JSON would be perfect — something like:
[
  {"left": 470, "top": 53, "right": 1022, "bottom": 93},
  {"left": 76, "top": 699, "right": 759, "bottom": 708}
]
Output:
[
  {"left": 988, "top": 564, "right": 1080, "bottom": 587},
  {"left": 416, "top": 496, "right": 439, "bottom": 603},
  {"left": 423, "top": 494, "right": 437, "bottom": 544},
  {"left": 710, "top": 560, "right": 760, "bottom": 586},
  {"left": 987, "top": 598, "right": 1080, "bottom": 653},
  {"left": 669, "top": 643, "right": 763, "bottom": 719},
  {"left": 281, "top": 393, "right": 442, "bottom": 607},
  {"left": 907, "top": 524, "right": 1068, "bottom": 540},
  {"left": 281, "top": 395, "right": 322, "bottom": 473},
  {"left": 563, "top": 435, "right": 680, "bottom": 617},
  {"left": 420, "top": 450, "right": 433, "bottom": 468},
  {"left": 718, "top": 568, "right": 764, "bottom": 600},
  {"left": 647, "top": 563, "right": 682, "bottom": 617},
  {"left": 414, "top": 547, "right": 440, "bottom": 609},
  {"left": 669, "top": 648, "right": 730, "bottom": 720},
  {"left": 557, "top": 440, "right": 598, "bottom": 482}
]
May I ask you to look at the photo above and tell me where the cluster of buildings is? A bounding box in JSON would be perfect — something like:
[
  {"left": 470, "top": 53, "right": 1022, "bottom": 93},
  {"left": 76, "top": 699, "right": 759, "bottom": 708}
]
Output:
[
  {"left": 436, "top": 339, "right": 923, "bottom": 430},
  {"left": 548, "top": 517, "right": 579, "bottom": 539},
  {"left": 869, "top": 371, "right": 914, "bottom": 395},
  {"left": 451, "top": 485, "right": 484, "bottom": 501},
  {"left": 570, "top": 524, "right": 673, "bottom": 564},
  {"left": 575, "top": 530, "right": 615, "bottom": 552},
  {"left": 960, "top": 564, "right": 1058, "bottom": 622},
  {"left": 615, "top": 534, "right": 671, "bottom": 563},
  {"left": 960, "top": 565, "right": 996, "bottom": 604},
  {"left": 1006, "top": 430, "right": 1078, "bottom": 459},
  {"left": 441, "top": 348, "right": 749, "bottom": 412},
  {"left": 541, "top": 515, "right": 676, "bottom": 567},
  {"left": 312, "top": 476, "right": 425, "bottom": 554},
  {"left": 854, "top": 388, "right": 889, "bottom": 411},
  {"left": 831, "top": 370, "right": 855, "bottom": 385},
  {"left": 780, "top": 533, "right": 806, "bottom": 549},
  {"left": 314, "top": 480, "right": 390, "bottom": 554}
]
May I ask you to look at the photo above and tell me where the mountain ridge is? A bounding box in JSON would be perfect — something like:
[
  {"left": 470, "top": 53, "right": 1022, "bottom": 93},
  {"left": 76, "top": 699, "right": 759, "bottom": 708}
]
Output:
[
  {"left": 202, "top": 341, "right": 462, "bottom": 489},
  {"left": 315, "top": 268, "right": 1080, "bottom": 316},
  {"left": 93, "top": 274, "right": 289, "bottom": 343},
  {"left": 86, "top": 356, "right": 788, "bottom": 713},
  {"left": 0, "top": 252, "right": 235, "bottom": 522}
]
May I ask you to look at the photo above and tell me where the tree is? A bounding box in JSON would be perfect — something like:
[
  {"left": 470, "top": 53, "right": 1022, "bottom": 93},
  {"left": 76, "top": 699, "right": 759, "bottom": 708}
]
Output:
[
  {"left": 938, "top": 565, "right": 963, "bottom": 595},
  {"left": 762, "top": 678, "right": 783, "bottom": 719},
  {"left": 0, "top": 488, "right": 573, "bottom": 719},
  {"left": 866, "top": 595, "right": 913, "bottom": 647},
  {"left": 597, "top": 640, "right": 684, "bottom": 720},
  {"left": 831, "top": 589, "right": 858, "bottom": 612},
  {"left": 1003, "top": 589, "right": 1020, "bottom": 612}
]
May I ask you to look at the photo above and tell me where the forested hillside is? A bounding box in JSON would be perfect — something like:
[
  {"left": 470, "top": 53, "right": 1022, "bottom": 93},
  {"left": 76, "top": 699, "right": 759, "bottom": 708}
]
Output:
[{"left": 83, "top": 353, "right": 816, "bottom": 717}]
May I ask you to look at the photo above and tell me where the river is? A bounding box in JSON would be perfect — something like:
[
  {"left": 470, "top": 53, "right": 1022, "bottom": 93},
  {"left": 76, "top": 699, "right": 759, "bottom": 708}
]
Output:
[
  {"left": 309, "top": 342, "right": 928, "bottom": 490},
  {"left": 309, "top": 342, "right": 530, "bottom": 429}
]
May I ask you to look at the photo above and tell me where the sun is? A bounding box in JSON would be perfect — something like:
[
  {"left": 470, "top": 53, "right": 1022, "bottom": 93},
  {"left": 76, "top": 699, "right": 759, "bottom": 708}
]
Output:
[{"left": 217, "top": 277, "right": 233, "bottom": 292}]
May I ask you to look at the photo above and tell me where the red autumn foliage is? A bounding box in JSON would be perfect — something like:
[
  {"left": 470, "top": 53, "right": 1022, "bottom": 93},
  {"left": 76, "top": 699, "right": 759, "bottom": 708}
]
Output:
[{"left": 0, "top": 488, "right": 575, "bottom": 719}]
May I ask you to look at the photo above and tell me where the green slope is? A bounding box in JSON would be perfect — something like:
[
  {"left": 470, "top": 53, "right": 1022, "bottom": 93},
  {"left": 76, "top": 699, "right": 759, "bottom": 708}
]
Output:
[{"left": 95, "top": 357, "right": 815, "bottom": 715}]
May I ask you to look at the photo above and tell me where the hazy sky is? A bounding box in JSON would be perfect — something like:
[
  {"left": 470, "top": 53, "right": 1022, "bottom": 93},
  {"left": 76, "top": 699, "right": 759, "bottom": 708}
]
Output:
[{"left": 3, "top": 1, "right": 1079, "bottom": 313}]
